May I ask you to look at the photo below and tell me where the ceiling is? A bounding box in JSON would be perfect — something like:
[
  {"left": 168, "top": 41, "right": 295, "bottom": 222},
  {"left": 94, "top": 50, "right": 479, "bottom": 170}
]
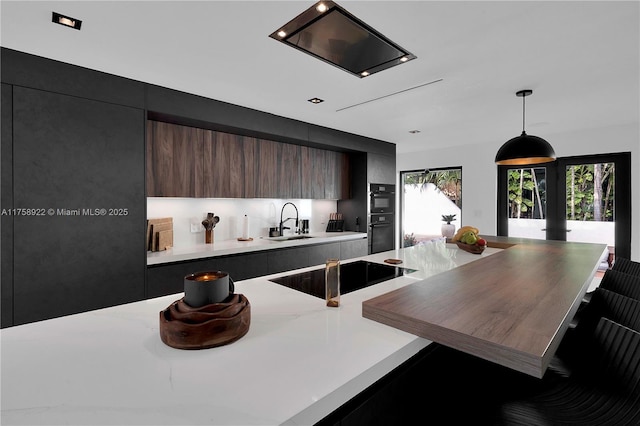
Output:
[{"left": 1, "top": 1, "right": 638, "bottom": 154}]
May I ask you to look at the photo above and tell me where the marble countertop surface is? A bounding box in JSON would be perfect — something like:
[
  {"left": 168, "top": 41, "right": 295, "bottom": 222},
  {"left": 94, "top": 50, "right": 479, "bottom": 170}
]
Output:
[
  {"left": 147, "top": 232, "right": 368, "bottom": 265},
  {"left": 1, "top": 241, "right": 500, "bottom": 425}
]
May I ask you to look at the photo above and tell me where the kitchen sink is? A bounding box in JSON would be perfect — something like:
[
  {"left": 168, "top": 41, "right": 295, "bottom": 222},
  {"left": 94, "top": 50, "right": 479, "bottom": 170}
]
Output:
[{"left": 267, "top": 235, "right": 315, "bottom": 242}]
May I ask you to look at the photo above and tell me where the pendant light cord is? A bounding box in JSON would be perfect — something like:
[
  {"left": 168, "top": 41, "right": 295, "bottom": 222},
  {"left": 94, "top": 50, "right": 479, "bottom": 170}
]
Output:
[{"left": 522, "top": 94, "right": 526, "bottom": 134}]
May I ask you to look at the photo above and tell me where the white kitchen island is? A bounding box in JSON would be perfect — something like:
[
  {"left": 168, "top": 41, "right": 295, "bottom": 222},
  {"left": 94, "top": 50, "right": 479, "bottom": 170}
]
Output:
[{"left": 1, "top": 241, "right": 501, "bottom": 425}]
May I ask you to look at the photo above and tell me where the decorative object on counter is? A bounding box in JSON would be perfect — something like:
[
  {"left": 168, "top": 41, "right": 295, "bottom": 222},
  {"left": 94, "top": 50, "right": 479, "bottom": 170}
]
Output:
[
  {"left": 325, "top": 258, "right": 341, "bottom": 308},
  {"left": 146, "top": 217, "right": 173, "bottom": 252},
  {"left": 269, "top": 227, "right": 280, "bottom": 237},
  {"left": 202, "top": 213, "right": 220, "bottom": 244},
  {"left": 326, "top": 212, "right": 344, "bottom": 232},
  {"left": 184, "top": 271, "right": 234, "bottom": 308},
  {"left": 384, "top": 258, "right": 403, "bottom": 265},
  {"left": 441, "top": 214, "right": 456, "bottom": 239},
  {"left": 237, "top": 237, "right": 254, "bottom": 242},
  {"left": 455, "top": 241, "right": 486, "bottom": 254},
  {"left": 451, "top": 225, "right": 487, "bottom": 254},
  {"left": 159, "top": 294, "right": 251, "bottom": 350},
  {"left": 495, "top": 89, "right": 556, "bottom": 165},
  {"left": 301, "top": 219, "right": 310, "bottom": 234}
]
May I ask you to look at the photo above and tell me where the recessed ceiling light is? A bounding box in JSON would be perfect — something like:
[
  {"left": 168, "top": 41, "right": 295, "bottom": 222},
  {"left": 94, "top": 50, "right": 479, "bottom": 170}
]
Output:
[
  {"left": 308, "top": 98, "right": 324, "bottom": 104},
  {"left": 52, "top": 12, "right": 82, "bottom": 30},
  {"left": 269, "top": 1, "right": 416, "bottom": 78}
]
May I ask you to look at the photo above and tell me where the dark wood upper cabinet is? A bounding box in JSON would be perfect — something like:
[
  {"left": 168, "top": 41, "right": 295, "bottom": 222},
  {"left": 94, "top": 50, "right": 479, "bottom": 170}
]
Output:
[
  {"left": 257, "top": 138, "right": 280, "bottom": 197},
  {"left": 242, "top": 136, "right": 259, "bottom": 198},
  {"left": 301, "top": 146, "right": 350, "bottom": 199},
  {"left": 147, "top": 121, "right": 350, "bottom": 199},
  {"left": 278, "top": 142, "right": 302, "bottom": 199},
  {"left": 204, "top": 130, "right": 244, "bottom": 198},
  {"left": 146, "top": 120, "right": 204, "bottom": 197}
]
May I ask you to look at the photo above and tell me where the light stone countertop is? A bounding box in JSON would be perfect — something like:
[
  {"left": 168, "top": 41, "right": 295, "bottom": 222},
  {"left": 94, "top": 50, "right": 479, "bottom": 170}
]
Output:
[
  {"left": 147, "top": 232, "right": 368, "bottom": 265},
  {"left": 1, "top": 241, "right": 501, "bottom": 425}
]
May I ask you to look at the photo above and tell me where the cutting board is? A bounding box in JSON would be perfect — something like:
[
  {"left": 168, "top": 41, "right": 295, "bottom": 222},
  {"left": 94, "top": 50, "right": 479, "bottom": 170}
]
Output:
[
  {"left": 157, "top": 229, "right": 173, "bottom": 251},
  {"left": 147, "top": 217, "right": 173, "bottom": 251}
]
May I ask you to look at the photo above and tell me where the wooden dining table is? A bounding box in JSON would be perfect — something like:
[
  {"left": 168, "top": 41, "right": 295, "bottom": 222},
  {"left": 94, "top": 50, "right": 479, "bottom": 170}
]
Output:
[{"left": 362, "top": 236, "right": 607, "bottom": 378}]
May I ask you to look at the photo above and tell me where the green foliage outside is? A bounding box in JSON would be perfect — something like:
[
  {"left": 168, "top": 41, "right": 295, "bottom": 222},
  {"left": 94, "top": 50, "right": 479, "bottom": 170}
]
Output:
[
  {"left": 404, "top": 169, "right": 462, "bottom": 208},
  {"left": 507, "top": 163, "right": 614, "bottom": 221}
]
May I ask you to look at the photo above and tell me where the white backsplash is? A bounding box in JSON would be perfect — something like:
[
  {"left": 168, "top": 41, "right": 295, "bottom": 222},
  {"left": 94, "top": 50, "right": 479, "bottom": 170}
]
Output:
[{"left": 147, "top": 198, "right": 338, "bottom": 247}]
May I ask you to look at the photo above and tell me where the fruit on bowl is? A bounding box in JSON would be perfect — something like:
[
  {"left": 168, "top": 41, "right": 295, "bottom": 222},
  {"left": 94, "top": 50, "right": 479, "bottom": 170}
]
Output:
[{"left": 451, "top": 226, "right": 486, "bottom": 254}]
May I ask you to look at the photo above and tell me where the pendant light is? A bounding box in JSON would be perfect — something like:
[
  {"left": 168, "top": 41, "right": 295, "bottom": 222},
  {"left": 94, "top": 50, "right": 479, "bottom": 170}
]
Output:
[{"left": 495, "top": 90, "right": 556, "bottom": 165}]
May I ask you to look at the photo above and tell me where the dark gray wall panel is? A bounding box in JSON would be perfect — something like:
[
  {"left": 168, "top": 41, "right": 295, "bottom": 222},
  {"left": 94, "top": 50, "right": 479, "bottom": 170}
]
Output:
[
  {"left": 12, "top": 87, "right": 145, "bottom": 324},
  {"left": 146, "top": 85, "right": 310, "bottom": 146},
  {"left": 308, "top": 125, "right": 395, "bottom": 156},
  {"left": 1, "top": 48, "right": 145, "bottom": 109},
  {"left": 1, "top": 83, "right": 14, "bottom": 327}
]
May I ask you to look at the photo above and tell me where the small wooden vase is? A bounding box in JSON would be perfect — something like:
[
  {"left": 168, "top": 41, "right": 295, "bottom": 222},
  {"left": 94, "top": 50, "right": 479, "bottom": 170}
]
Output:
[{"left": 205, "top": 229, "right": 214, "bottom": 244}]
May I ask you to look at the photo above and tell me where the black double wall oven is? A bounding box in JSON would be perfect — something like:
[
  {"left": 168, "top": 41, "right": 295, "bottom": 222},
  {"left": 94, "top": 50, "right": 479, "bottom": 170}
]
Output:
[{"left": 369, "top": 183, "right": 395, "bottom": 254}]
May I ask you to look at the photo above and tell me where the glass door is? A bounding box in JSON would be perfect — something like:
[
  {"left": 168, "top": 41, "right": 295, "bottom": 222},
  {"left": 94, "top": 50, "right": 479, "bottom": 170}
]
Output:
[
  {"left": 563, "top": 162, "right": 615, "bottom": 246},
  {"left": 400, "top": 168, "right": 462, "bottom": 248},
  {"left": 498, "top": 152, "right": 631, "bottom": 260},
  {"left": 505, "top": 167, "right": 547, "bottom": 240}
]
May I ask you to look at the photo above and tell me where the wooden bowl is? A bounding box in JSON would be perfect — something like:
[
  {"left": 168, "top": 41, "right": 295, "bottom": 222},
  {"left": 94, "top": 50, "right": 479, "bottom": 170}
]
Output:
[
  {"left": 455, "top": 241, "right": 486, "bottom": 254},
  {"left": 159, "top": 294, "right": 250, "bottom": 350}
]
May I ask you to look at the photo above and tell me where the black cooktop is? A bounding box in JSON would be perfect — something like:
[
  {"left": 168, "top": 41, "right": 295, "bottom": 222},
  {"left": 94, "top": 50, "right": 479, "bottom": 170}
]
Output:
[{"left": 269, "top": 260, "right": 417, "bottom": 299}]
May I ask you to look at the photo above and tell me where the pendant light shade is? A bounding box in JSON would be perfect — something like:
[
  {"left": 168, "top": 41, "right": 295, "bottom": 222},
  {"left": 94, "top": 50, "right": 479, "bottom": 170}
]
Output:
[{"left": 495, "top": 90, "right": 556, "bottom": 165}]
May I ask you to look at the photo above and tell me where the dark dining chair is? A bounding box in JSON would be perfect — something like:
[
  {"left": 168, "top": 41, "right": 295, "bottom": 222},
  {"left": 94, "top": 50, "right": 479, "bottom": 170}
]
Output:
[
  {"left": 496, "top": 317, "right": 640, "bottom": 426},
  {"left": 599, "top": 268, "right": 640, "bottom": 301},
  {"left": 573, "top": 268, "right": 640, "bottom": 327},
  {"left": 551, "top": 287, "right": 640, "bottom": 380},
  {"left": 555, "top": 287, "right": 640, "bottom": 371},
  {"left": 612, "top": 257, "right": 640, "bottom": 277}
]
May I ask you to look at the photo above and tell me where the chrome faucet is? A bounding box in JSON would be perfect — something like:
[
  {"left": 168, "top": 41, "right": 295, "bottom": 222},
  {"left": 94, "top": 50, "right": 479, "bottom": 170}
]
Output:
[{"left": 279, "top": 202, "right": 299, "bottom": 236}]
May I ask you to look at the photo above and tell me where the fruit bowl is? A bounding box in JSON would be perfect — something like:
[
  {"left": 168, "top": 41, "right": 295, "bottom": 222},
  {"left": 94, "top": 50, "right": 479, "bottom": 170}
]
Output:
[{"left": 455, "top": 241, "right": 486, "bottom": 254}]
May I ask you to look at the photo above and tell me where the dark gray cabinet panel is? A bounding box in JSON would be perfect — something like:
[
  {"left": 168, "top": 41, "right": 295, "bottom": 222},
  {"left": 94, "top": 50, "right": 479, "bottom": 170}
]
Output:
[
  {"left": 308, "top": 242, "right": 341, "bottom": 266},
  {"left": 267, "top": 246, "right": 311, "bottom": 274},
  {"left": 338, "top": 152, "right": 368, "bottom": 232},
  {"left": 340, "top": 238, "right": 368, "bottom": 260},
  {"left": 147, "top": 239, "right": 366, "bottom": 299},
  {"left": 12, "top": 87, "right": 145, "bottom": 325},
  {"left": 147, "top": 253, "right": 269, "bottom": 298},
  {"left": 368, "top": 153, "right": 396, "bottom": 185},
  {"left": 1, "top": 84, "right": 13, "bottom": 327}
]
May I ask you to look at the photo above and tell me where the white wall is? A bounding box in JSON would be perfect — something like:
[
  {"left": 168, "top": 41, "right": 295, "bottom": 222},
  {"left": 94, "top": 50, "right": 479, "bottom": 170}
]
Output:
[
  {"left": 397, "top": 122, "right": 639, "bottom": 261},
  {"left": 148, "top": 198, "right": 337, "bottom": 247}
]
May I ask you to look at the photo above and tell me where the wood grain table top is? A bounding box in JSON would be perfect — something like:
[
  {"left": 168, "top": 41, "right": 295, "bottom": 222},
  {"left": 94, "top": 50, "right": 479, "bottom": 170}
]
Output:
[{"left": 362, "top": 237, "right": 607, "bottom": 378}]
